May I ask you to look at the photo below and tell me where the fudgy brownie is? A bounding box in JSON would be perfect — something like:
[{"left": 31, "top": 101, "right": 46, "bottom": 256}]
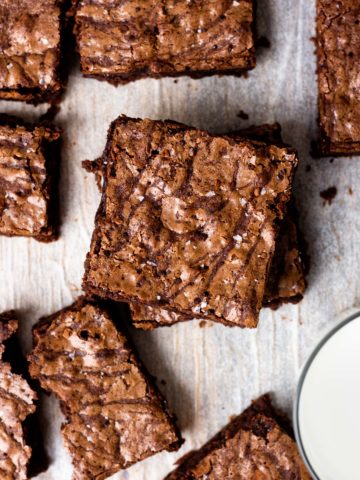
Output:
[
  {"left": 28, "top": 299, "right": 183, "bottom": 480},
  {"left": 0, "top": 116, "right": 61, "bottom": 242},
  {"left": 317, "top": 0, "right": 360, "bottom": 155},
  {"left": 130, "top": 214, "right": 306, "bottom": 327},
  {"left": 0, "top": 311, "right": 37, "bottom": 480},
  {"left": 73, "top": 0, "right": 255, "bottom": 84},
  {"left": 0, "top": 0, "right": 66, "bottom": 103},
  {"left": 82, "top": 117, "right": 298, "bottom": 328},
  {"left": 165, "top": 394, "right": 311, "bottom": 479}
]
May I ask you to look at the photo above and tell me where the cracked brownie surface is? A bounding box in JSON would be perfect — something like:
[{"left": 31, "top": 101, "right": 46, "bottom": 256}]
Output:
[
  {"left": 28, "top": 299, "right": 182, "bottom": 480},
  {"left": 317, "top": 0, "right": 360, "bottom": 155},
  {"left": 0, "top": 0, "right": 65, "bottom": 103},
  {"left": 0, "top": 311, "right": 37, "bottom": 480},
  {"left": 0, "top": 116, "right": 61, "bottom": 241},
  {"left": 83, "top": 116, "right": 298, "bottom": 328},
  {"left": 165, "top": 394, "right": 311, "bottom": 479},
  {"left": 73, "top": 0, "right": 255, "bottom": 83}
]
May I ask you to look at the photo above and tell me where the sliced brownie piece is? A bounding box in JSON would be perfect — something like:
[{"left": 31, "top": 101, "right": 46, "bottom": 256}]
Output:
[
  {"left": 0, "top": 116, "right": 61, "bottom": 242},
  {"left": 165, "top": 394, "right": 311, "bottom": 479},
  {"left": 82, "top": 116, "right": 298, "bottom": 328},
  {"left": 317, "top": 0, "right": 360, "bottom": 155},
  {"left": 28, "top": 299, "right": 182, "bottom": 480},
  {"left": 0, "top": 311, "right": 37, "bottom": 480},
  {"left": 0, "top": 0, "right": 66, "bottom": 103},
  {"left": 73, "top": 0, "right": 255, "bottom": 84}
]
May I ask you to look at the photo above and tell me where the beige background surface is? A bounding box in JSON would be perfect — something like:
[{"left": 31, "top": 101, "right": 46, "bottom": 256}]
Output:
[{"left": 1, "top": 0, "right": 359, "bottom": 478}]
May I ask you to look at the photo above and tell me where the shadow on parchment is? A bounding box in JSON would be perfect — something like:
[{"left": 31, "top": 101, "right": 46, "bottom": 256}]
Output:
[{"left": 110, "top": 302, "right": 195, "bottom": 433}]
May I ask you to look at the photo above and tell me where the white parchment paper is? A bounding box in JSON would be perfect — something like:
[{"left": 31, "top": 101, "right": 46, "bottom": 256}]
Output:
[{"left": 1, "top": 0, "right": 359, "bottom": 478}]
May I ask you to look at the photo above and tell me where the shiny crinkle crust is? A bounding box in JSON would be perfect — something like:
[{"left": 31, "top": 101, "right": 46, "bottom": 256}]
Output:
[
  {"left": 0, "top": 312, "right": 37, "bottom": 480},
  {"left": 74, "top": 0, "right": 255, "bottom": 83},
  {"left": 83, "top": 117, "right": 298, "bottom": 328},
  {"left": 0, "top": 118, "right": 61, "bottom": 241},
  {"left": 165, "top": 394, "right": 311, "bottom": 480},
  {"left": 317, "top": 0, "right": 360, "bottom": 155},
  {"left": 0, "top": 0, "right": 64, "bottom": 103},
  {"left": 28, "top": 300, "right": 182, "bottom": 480}
]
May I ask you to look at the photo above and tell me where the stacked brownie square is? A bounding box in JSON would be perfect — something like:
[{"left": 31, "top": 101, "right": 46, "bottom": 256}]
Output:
[{"left": 83, "top": 116, "right": 302, "bottom": 329}]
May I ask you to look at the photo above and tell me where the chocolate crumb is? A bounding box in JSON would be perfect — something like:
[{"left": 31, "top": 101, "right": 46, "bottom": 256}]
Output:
[
  {"left": 257, "top": 36, "right": 271, "bottom": 48},
  {"left": 305, "top": 165, "right": 311, "bottom": 172},
  {"left": 320, "top": 186, "right": 337, "bottom": 205},
  {"left": 199, "top": 320, "right": 207, "bottom": 328},
  {"left": 329, "top": 158, "right": 334, "bottom": 163},
  {"left": 349, "top": 187, "right": 353, "bottom": 195},
  {"left": 160, "top": 379, "right": 167, "bottom": 386},
  {"left": 237, "top": 110, "right": 249, "bottom": 120},
  {"left": 173, "top": 80, "right": 178, "bottom": 84}
]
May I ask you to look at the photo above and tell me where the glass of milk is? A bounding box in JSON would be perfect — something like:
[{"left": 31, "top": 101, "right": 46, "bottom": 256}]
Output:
[{"left": 294, "top": 310, "right": 360, "bottom": 480}]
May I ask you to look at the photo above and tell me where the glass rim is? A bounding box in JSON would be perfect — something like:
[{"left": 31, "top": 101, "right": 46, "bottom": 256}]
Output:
[{"left": 293, "top": 309, "right": 360, "bottom": 480}]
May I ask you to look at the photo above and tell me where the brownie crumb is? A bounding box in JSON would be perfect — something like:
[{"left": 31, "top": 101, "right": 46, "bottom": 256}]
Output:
[
  {"left": 320, "top": 186, "right": 337, "bottom": 205},
  {"left": 329, "top": 158, "right": 334, "bottom": 163},
  {"left": 199, "top": 320, "right": 207, "bottom": 328},
  {"left": 349, "top": 187, "right": 353, "bottom": 195},
  {"left": 237, "top": 110, "right": 249, "bottom": 120},
  {"left": 305, "top": 165, "right": 311, "bottom": 172},
  {"left": 256, "top": 36, "right": 271, "bottom": 48}
]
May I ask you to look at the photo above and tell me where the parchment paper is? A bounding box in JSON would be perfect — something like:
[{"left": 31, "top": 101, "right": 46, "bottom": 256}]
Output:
[{"left": 1, "top": 0, "right": 359, "bottom": 478}]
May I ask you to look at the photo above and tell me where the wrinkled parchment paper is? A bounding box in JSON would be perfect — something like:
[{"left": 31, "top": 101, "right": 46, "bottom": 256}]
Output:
[{"left": 1, "top": 0, "right": 359, "bottom": 478}]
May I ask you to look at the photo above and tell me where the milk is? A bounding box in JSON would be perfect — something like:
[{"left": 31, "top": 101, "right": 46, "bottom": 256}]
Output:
[{"left": 296, "top": 316, "right": 360, "bottom": 480}]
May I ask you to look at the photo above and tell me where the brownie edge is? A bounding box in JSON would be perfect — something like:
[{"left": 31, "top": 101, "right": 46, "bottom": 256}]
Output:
[
  {"left": 28, "top": 299, "right": 183, "bottom": 480},
  {"left": 165, "top": 394, "right": 311, "bottom": 479}
]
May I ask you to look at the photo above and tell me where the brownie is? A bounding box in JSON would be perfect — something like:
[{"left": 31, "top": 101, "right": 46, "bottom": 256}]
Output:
[
  {"left": 317, "top": 0, "right": 360, "bottom": 155},
  {"left": 0, "top": 311, "right": 37, "bottom": 480},
  {"left": 28, "top": 299, "right": 183, "bottom": 480},
  {"left": 73, "top": 0, "right": 255, "bottom": 84},
  {"left": 130, "top": 211, "right": 307, "bottom": 328},
  {"left": 82, "top": 117, "right": 298, "bottom": 328},
  {"left": 0, "top": 0, "right": 66, "bottom": 103},
  {"left": 165, "top": 394, "right": 311, "bottom": 479},
  {"left": 0, "top": 116, "right": 61, "bottom": 242}
]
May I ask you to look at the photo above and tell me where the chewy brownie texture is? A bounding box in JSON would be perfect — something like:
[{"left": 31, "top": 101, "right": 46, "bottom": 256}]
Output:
[
  {"left": 0, "top": 311, "right": 37, "bottom": 480},
  {"left": 165, "top": 394, "right": 311, "bottom": 479},
  {"left": 0, "top": 116, "right": 61, "bottom": 242},
  {"left": 0, "top": 0, "right": 66, "bottom": 103},
  {"left": 28, "top": 299, "right": 182, "bottom": 480},
  {"left": 83, "top": 117, "right": 298, "bottom": 328},
  {"left": 73, "top": 0, "right": 255, "bottom": 84},
  {"left": 317, "top": 0, "right": 360, "bottom": 155}
]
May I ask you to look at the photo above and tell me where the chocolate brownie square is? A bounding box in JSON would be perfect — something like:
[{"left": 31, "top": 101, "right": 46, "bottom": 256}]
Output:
[
  {"left": 73, "top": 0, "right": 255, "bottom": 84},
  {"left": 317, "top": 0, "right": 360, "bottom": 155},
  {"left": 28, "top": 299, "right": 182, "bottom": 480},
  {"left": 0, "top": 116, "right": 61, "bottom": 241},
  {"left": 0, "top": 0, "right": 66, "bottom": 103},
  {"left": 82, "top": 116, "right": 298, "bottom": 328},
  {"left": 165, "top": 394, "right": 311, "bottom": 479},
  {"left": 130, "top": 213, "right": 307, "bottom": 327},
  {"left": 0, "top": 311, "right": 38, "bottom": 479}
]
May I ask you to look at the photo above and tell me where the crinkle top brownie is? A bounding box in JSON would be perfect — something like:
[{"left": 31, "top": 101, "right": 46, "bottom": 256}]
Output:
[
  {"left": 165, "top": 394, "right": 311, "bottom": 479},
  {"left": 317, "top": 0, "right": 360, "bottom": 155},
  {"left": 73, "top": 0, "right": 255, "bottom": 83},
  {"left": 0, "top": 116, "right": 61, "bottom": 241},
  {"left": 28, "top": 300, "right": 182, "bottom": 480},
  {"left": 0, "top": 0, "right": 64, "bottom": 103},
  {"left": 83, "top": 116, "right": 298, "bottom": 328},
  {"left": 0, "top": 311, "right": 37, "bottom": 480}
]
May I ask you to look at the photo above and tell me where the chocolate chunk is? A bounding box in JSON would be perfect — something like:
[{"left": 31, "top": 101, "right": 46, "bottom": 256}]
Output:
[
  {"left": 0, "top": 0, "right": 66, "bottom": 104},
  {"left": 0, "top": 115, "right": 61, "bottom": 242},
  {"left": 73, "top": 0, "right": 256, "bottom": 84},
  {"left": 0, "top": 311, "right": 37, "bottom": 480},
  {"left": 165, "top": 394, "right": 311, "bottom": 479},
  {"left": 28, "top": 299, "right": 183, "bottom": 480},
  {"left": 317, "top": 0, "right": 360, "bottom": 155}
]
